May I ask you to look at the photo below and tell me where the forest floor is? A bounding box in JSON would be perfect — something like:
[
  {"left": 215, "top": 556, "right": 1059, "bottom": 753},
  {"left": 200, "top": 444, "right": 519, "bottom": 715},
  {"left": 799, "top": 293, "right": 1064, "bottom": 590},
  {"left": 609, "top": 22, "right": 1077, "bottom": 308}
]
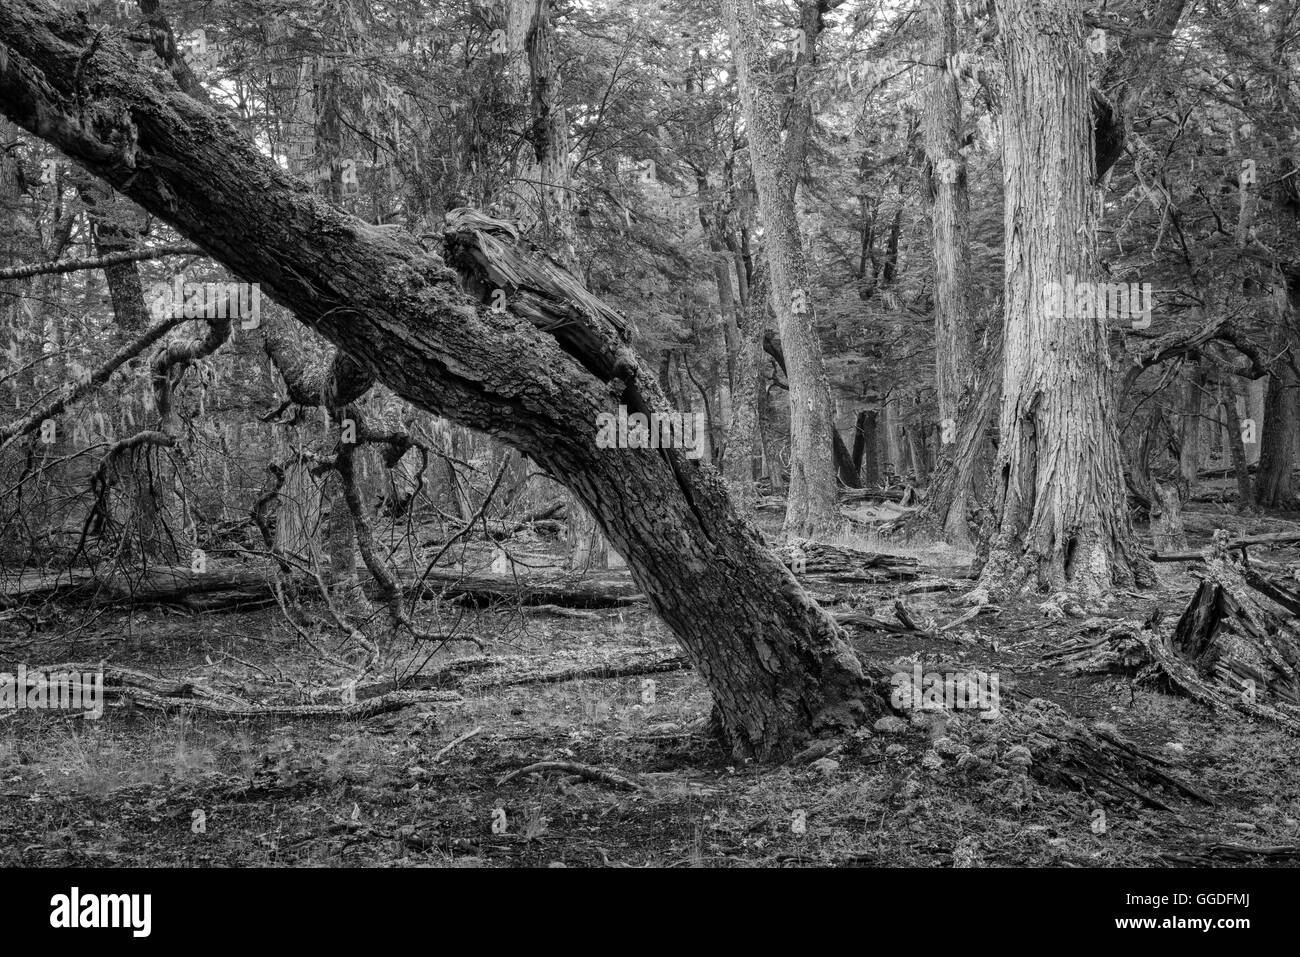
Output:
[{"left": 2, "top": 497, "right": 1300, "bottom": 868}]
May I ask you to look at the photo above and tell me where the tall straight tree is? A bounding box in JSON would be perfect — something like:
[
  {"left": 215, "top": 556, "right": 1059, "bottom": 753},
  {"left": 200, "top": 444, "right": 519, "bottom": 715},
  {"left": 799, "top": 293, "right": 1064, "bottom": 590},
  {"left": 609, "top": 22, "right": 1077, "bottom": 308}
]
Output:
[
  {"left": 924, "top": 0, "right": 972, "bottom": 439},
  {"left": 505, "top": 0, "right": 606, "bottom": 565},
  {"left": 723, "top": 0, "right": 839, "bottom": 537},
  {"left": 919, "top": 0, "right": 982, "bottom": 548},
  {"left": 982, "top": 0, "right": 1147, "bottom": 595},
  {"left": 1254, "top": 0, "right": 1300, "bottom": 510}
]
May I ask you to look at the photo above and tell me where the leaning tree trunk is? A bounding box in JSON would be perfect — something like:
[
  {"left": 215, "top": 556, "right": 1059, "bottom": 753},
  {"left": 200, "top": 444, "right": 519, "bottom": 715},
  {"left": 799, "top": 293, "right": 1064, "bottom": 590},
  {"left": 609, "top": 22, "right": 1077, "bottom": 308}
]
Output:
[
  {"left": 723, "top": 0, "right": 839, "bottom": 538},
  {"left": 0, "top": 0, "right": 875, "bottom": 759},
  {"left": 979, "top": 0, "right": 1148, "bottom": 597}
]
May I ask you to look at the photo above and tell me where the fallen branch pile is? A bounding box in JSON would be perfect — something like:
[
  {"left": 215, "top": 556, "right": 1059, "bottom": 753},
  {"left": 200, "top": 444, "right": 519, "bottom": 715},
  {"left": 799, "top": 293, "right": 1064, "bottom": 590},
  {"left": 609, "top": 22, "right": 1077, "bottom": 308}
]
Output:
[{"left": 1042, "top": 553, "right": 1300, "bottom": 732}]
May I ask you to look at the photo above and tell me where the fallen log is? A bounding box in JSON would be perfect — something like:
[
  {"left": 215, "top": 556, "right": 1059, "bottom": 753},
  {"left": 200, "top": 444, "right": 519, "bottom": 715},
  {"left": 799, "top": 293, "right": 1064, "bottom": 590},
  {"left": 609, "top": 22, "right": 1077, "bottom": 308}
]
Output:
[
  {"left": 5, "top": 661, "right": 462, "bottom": 719},
  {"left": 496, "top": 760, "right": 646, "bottom": 791},
  {"left": 1151, "top": 531, "right": 1300, "bottom": 562},
  {"left": 422, "top": 502, "right": 568, "bottom": 545},
  {"left": 124, "top": 687, "right": 461, "bottom": 719},
  {"left": 840, "top": 487, "right": 907, "bottom": 504},
  {"left": 1165, "top": 559, "right": 1300, "bottom": 712},
  {"left": 1028, "top": 715, "right": 1214, "bottom": 810},
  {"left": 3, "top": 543, "right": 924, "bottom": 612},
  {"left": 2, "top": 661, "right": 248, "bottom": 707},
  {"left": 833, "top": 608, "right": 923, "bottom": 635},
  {"left": 1161, "top": 843, "right": 1300, "bottom": 865},
  {"left": 0, "top": 564, "right": 646, "bottom": 610},
  {"left": 777, "top": 541, "right": 921, "bottom": 584},
  {"left": 330, "top": 647, "right": 691, "bottom": 700},
  {"left": 408, "top": 568, "right": 642, "bottom": 608}
]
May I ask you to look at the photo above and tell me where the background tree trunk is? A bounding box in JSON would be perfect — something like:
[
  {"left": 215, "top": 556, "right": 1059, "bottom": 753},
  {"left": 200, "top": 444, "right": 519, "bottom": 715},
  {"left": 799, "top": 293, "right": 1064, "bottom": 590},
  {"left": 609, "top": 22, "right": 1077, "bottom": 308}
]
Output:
[
  {"left": 723, "top": 0, "right": 838, "bottom": 538},
  {"left": 922, "top": 0, "right": 981, "bottom": 547}
]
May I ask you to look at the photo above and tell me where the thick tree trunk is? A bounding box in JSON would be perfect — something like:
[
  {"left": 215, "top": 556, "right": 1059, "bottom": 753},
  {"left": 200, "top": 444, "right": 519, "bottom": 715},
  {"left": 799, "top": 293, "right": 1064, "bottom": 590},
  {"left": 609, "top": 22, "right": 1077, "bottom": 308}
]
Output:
[
  {"left": 723, "top": 0, "right": 838, "bottom": 537},
  {"left": 981, "top": 0, "right": 1148, "bottom": 596},
  {"left": 0, "top": 0, "right": 874, "bottom": 758}
]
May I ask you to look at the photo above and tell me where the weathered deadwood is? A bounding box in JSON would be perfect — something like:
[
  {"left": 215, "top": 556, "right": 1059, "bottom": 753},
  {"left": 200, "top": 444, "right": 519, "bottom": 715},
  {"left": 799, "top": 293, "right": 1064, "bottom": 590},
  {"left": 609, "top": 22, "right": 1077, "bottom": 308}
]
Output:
[
  {"left": 496, "top": 760, "right": 646, "bottom": 791},
  {"left": 5, "top": 661, "right": 460, "bottom": 718},
  {"left": 776, "top": 541, "right": 921, "bottom": 584},
  {"left": 840, "top": 487, "right": 907, "bottom": 504},
  {"left": 0, "top": 564, "right": 645, "bottom": 610},
  {"left": 457, "top": 647, "right": 690, "bottom": 692},
  {"left": 0, "top": 567, "right": 276, "bottom": 609},
  {"left": 1166, "top": 559, "right": 1300, "bottom": 714},
  {"left": 123, "top": 687, "right": 461, "bottom": 719},
  {"left": 1161, "top": 843, "right": 1300, "bottom": 865},
  {"left": 431, "top": 725, "right": 484, "bottom": 762},
  {"left": 468, "top": 652, "right": 692, "bottom": 690},
  {"left": 407, "top": 569, "right": 642, "bottom": 608},
  {"left": 421, "top": 508, "right": 567, "bottom": 545},
  {"left": 5, "top": 661, "right": 245, "bottom": 706},
  {"left": 853, "top": 665, "right": 1212, "bottom": 809},
  {"left": 329, "top": 647, "right": 691, "bottom": 700},
  {"left": 1152, "top": 531, "right": 1300, "bottom": 562},
  {"left": 1042, "top": 559, "right": 1300, "bottom": 731},
  {"left": 1003, "top": 698, "right": 1213, "bottom": 809},
  {"left": 833, "top": 608, "right": 923, "bottom": 635},
  {"left": 1240, "top": 566, "right": 1300, "bottom": 618}
]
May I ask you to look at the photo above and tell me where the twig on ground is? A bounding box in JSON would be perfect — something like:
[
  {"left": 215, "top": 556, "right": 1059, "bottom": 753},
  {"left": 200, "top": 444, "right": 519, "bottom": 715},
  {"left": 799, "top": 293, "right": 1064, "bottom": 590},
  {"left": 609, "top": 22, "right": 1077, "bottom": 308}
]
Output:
[
  {"left": 432, "top": 725, "right": 484, "bottom": 762},
  {"left": 496, "top": 760, "right": 646, "bottom": 791}
]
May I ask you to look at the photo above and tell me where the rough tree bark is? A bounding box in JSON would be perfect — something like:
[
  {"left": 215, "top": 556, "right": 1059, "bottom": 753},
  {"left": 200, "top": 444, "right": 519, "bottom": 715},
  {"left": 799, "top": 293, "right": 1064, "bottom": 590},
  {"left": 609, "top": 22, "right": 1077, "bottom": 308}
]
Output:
[
  {"left": 0, "top": 0, "right": 875, "bottom": 759},
  {"left": 980, "top": 0, "right": 1149, "bottom": 597},
  {"left": 723, "top": 0, "right": 839, "bottom": 537},
  {"left": 1254, "top": 310, "right": 1298, "bottom": 510},
  {"left": 1253, "top": 5, "right": 1300, "bottom": 512},
  {"left": 506, "top": 0, "right": 608, "bottom": 568},
  {"left": 920, "top": 0, "right": 981, "bottom": 548},
  {"left": 723, "top": 257, "right": 766, "bottom": 505}
]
